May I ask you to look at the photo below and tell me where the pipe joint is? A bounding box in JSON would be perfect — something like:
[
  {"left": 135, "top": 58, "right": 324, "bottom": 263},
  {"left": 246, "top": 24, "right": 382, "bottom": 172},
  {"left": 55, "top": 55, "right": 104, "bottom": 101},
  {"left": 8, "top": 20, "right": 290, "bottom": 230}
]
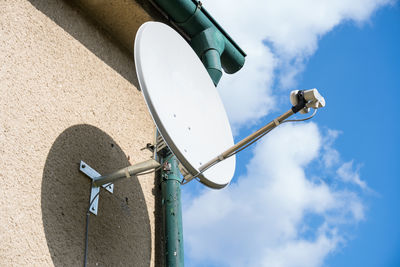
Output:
[
  {"left": 152, "top": 0, "right": 246, "bottom": 85},
  {"left": 191, "top": 27, "right": 225, "bottom": 55},
  {"left": 191, "top": 27, "right": 225, "bottom": 85},
  {"left": 175, "top": 1, "right": 203, "bottom": 31}
]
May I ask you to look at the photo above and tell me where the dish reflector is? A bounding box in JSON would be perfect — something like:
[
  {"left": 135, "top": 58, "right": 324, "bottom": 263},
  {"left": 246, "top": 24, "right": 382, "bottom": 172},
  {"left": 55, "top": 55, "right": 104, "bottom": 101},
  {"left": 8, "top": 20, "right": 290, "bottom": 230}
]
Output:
[{"left": 134, "top": 22, "right": 235, "bottom": 189}]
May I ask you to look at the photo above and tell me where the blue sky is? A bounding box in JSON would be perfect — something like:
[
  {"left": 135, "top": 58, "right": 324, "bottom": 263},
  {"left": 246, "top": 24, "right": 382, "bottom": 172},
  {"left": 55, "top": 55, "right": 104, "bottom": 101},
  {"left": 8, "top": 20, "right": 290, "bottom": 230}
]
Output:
[
  {"left": 302, "top": 6, "right": 400, "bottom": 266},
  {"left": 182, "top": 1, "right": 399, "bottom": 266}
]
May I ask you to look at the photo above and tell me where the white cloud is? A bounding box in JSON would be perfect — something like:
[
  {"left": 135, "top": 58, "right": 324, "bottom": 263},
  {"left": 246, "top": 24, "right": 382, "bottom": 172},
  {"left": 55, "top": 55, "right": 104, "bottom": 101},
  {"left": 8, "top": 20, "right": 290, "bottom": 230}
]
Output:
[
  {"left": 217, "top": 43, "right": 276, "bottom": 131},
  {"left": 183, "top": 123, "right": 364, "bottom": 267},
  {"left": 261, "top": 227, "right": 340, "bottom": 267},
  {"left": 319, "top": 130, "right": 369, "bottom": 194},
  {"left": 202, "top": 0, "right": 392, "bottom": 129},
  {"left": 337, "top": 161, "right": 367, "bottom": 189},
  {"left": 321, "top": 129, "right": 341, "bottom": 168}
]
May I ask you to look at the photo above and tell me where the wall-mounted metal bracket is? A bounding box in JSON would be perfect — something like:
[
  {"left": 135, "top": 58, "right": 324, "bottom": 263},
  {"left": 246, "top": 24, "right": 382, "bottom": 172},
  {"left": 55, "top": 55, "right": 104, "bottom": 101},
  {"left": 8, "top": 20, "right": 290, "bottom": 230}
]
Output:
[
  {"left": 79, "top": 158, "right": 161, "bottom": 215},
  {"left": 80, "top": 161, "right": 114, "bottom": 215}
]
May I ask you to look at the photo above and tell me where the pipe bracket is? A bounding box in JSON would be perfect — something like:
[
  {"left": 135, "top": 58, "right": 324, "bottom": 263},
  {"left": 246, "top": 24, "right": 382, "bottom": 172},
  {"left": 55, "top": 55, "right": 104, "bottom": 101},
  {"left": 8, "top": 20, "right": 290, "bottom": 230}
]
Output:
[{"left": 175, "top": 1, "right": 202, "bottom": 27}]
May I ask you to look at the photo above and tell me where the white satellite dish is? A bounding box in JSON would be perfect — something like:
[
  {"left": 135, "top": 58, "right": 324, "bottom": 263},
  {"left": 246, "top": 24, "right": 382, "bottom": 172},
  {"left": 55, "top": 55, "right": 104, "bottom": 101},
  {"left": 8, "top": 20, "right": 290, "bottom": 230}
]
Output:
[{"left": 134, "top": 22, "right": 235, "bottom": 189}]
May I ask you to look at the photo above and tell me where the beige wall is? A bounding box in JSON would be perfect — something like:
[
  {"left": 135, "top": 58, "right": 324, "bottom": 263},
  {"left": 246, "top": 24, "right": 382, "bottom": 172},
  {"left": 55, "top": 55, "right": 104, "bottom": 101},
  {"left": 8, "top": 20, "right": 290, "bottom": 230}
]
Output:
[{"left": 0, "top": 0, "right": 162, "bottom": 266}]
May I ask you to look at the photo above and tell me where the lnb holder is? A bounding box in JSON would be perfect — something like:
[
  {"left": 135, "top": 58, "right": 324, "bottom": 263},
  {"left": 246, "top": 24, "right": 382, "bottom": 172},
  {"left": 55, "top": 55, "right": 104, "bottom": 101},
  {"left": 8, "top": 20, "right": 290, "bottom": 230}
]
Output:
[
  {"left": 290, "top": 88, "right": 326, "bottom": 114},
  {"left": 291, "top": 90, "right": 307, "bottom": 114}
]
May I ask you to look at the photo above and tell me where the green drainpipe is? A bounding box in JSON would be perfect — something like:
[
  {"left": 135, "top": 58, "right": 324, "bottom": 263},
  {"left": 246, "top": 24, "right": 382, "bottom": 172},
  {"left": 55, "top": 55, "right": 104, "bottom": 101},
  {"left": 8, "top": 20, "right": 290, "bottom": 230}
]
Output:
[
  {"left": 152, "top": 0, "right": 246, "bottom": 85},
  {"left": 160, "top": 152, "right": 184, "bottom": 267}
]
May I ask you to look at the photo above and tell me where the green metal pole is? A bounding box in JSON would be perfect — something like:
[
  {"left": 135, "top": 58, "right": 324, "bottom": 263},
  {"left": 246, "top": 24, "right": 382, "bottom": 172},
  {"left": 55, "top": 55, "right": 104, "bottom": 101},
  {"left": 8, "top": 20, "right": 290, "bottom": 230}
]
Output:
[{"left": 160, "top": 151, "right": 184, "bottom": 267}]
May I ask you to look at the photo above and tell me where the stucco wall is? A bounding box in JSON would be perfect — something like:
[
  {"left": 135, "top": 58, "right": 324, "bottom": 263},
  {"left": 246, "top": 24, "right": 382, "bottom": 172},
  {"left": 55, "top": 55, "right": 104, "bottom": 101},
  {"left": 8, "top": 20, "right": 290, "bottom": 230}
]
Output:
[{"left": 0, "top": 0, "right": 162, "bottom": 266}]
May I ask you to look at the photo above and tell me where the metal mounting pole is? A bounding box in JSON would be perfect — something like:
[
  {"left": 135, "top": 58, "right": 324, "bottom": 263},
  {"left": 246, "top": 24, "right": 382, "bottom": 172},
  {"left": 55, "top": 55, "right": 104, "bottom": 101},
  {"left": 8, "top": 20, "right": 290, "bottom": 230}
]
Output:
[{"left": 160, "top": 150, "right": 184, "bottom": 267}]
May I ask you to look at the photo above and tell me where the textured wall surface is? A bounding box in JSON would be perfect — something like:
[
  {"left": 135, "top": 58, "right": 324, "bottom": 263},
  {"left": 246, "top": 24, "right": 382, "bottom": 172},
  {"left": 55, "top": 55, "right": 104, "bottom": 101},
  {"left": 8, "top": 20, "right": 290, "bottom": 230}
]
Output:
[
  {"left": 71, "top": 0, "right": 165, "bottom": 55},
  {"left": 0, "top": 0, "right": 162, "bottom": 266}
]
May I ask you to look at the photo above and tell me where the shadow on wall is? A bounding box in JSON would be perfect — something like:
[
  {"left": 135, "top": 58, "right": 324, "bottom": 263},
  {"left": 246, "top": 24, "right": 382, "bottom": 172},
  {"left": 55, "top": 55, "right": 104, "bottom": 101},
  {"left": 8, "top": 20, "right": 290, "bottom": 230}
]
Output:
[
  {"left": 41, "top": 124, "right": 151, "bottom": 266},
  {"left": 28, "top": 0, "right": 139, "bottom": 88}
]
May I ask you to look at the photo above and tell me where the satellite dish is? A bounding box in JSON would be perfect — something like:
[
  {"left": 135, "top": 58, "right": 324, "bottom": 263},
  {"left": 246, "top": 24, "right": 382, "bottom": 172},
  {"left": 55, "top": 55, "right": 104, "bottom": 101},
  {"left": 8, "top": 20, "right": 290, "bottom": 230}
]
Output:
[{"left": 134, "top": 22, "right": 235, "bottom": 189}]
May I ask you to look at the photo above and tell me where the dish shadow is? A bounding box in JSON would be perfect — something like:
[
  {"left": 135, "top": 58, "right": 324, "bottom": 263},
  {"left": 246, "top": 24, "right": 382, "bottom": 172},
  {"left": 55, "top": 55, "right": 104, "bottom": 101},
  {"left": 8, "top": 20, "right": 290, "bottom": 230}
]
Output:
[{"left": 41, "top": 124, "right": 151, "bottom": 266}]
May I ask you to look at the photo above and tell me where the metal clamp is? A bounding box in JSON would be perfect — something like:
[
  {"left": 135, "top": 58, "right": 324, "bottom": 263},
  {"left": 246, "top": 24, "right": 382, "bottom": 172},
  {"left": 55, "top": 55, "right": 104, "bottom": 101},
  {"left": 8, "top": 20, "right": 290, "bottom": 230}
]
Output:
[
  {"left": 80, "top": 161, "right": 114, "bottom": 215},
  {"left": 175, "top": 1, "right": 202, "bottom": 26}
]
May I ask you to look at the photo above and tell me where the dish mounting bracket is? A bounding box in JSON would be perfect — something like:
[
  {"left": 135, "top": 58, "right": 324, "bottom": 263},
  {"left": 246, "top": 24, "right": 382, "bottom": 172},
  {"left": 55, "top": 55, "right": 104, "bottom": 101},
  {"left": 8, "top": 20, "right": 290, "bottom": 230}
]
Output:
[{"left": 79, "top": 160, "right": 114, "bottom": 215}]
